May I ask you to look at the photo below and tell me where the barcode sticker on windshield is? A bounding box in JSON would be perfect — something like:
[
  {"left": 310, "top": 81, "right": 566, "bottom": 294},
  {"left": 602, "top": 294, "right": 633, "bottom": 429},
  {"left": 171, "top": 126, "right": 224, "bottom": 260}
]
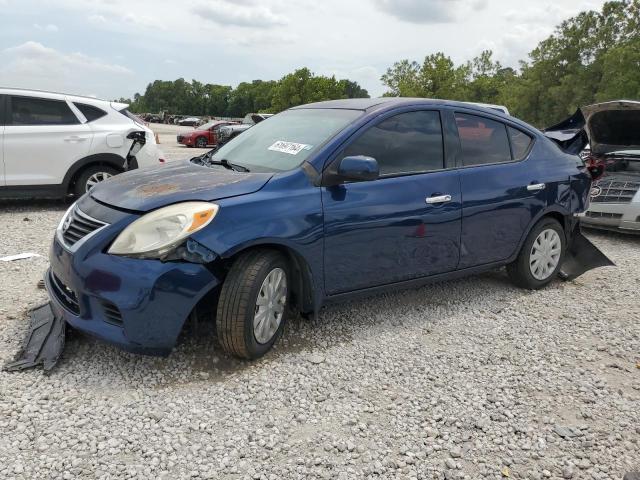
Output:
[{"left": 268, "top": 141, "right": 312, "bottom": 155}]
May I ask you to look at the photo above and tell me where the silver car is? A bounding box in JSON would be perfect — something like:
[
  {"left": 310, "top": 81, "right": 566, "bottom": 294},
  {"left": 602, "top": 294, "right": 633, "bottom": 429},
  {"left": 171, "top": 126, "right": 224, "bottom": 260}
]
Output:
[{"left": 546, "top": 100, "right": 640, "bottom": 234}]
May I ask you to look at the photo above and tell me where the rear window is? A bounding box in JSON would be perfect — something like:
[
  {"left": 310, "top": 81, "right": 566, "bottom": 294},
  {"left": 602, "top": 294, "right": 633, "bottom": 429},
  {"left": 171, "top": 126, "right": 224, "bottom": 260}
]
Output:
[
  {"left": 11, "top": 96, "right": 79, "bottom": 126},
  {"left": 455, "top": 113, "right": 511, "bottom": 166},
  {"left": 508, "top": 127, "right": 533, "bottom": 160},
  {"left": 74, "top": 103, "right": 107, "bottom": 122}
]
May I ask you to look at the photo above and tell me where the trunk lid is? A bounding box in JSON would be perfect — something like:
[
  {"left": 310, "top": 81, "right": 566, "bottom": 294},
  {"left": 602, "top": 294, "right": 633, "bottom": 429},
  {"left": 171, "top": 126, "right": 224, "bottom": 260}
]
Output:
[
  {"left": 544, "top": 100, "right": 640, "bottom": 155},
  {"left": 90, "top": 160, "right": 273, "bottom": 212}
]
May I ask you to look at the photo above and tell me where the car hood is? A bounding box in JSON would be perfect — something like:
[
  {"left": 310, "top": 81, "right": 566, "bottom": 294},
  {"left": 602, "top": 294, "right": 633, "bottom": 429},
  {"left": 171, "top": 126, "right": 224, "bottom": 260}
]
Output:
[
  {"left": 544, "top": 100, "right": 640, "bottom": 155},
  {"left": 90, "top": 160, "right": 273, "bottom": 212}
]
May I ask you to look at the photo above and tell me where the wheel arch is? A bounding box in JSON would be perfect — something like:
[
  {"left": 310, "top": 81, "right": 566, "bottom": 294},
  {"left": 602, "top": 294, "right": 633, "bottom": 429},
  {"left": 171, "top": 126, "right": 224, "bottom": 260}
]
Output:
[
  {"left": 218, "top": 241, "right": 317, "bottom": 315},
  {"left": 510, "top": 206, "right": 572, "bottom": 263},
  {"left": 63, "top": 153, "right": 126, "bottom": 194}
]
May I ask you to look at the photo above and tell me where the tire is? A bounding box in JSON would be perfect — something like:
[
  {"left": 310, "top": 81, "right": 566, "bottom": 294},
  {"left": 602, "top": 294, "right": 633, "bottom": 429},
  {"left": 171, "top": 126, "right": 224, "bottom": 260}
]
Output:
[
  {"left": 507, "top": 217, "right": 566, "bottom": 289},
  {"left": 73, "top": 165, "right": 120, "bottom": 197},
  {"left": 216, "top": 250, "right": 290, "bottom": 359},
  {"left": 195, "top": 137, "right": 208, "bottom": 148}
]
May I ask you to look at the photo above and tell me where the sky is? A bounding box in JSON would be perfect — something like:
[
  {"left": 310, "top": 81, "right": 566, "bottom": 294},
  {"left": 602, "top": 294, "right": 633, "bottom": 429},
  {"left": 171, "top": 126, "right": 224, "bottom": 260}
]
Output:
[{"left": 0, "top": 0, "right": 606, "bottom": 100}]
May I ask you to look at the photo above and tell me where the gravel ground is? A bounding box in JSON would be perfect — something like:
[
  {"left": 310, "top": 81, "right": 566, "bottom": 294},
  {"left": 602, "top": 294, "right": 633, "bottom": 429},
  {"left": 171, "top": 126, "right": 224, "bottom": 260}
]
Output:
[{"left": 0, "top": 203, "right": 638, "bottom": 480}]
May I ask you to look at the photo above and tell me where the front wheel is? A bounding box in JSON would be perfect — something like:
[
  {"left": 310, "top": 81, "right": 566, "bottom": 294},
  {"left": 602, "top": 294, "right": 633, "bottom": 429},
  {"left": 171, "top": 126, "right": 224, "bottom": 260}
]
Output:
[
  {"left": 216, "top": 250, "right": 289, "bottom": 359},
  {"left": 507, "top": 218, "right": 566, "bottom": 289},
  {"left": 195, "top": 137, "right": 208, "bottom": 148}
]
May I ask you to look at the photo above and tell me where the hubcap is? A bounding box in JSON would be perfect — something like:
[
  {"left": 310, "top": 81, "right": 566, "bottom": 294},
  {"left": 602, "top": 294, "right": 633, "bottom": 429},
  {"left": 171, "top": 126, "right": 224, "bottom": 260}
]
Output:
[
  {"left": 253, "top": 267, "right": 287, "bottom": 344},
  {"left": 85, "top": 172, "right": 113, "bottom": 191},
  {"left": 529, "top": 228, "right": 562, "bottom": 280}
]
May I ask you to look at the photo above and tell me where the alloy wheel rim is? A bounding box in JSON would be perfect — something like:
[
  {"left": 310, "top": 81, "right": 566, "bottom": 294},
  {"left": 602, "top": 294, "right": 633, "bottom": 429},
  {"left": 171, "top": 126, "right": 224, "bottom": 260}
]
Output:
[
  {"left": 529, "top": 228, "right": 561, "bottom": 280},
  {"left": 253, "top": 267, "right": 287, "bottom": 344},
  {"left": 85, "top": 172, "right": 113, "bottom": 191}
]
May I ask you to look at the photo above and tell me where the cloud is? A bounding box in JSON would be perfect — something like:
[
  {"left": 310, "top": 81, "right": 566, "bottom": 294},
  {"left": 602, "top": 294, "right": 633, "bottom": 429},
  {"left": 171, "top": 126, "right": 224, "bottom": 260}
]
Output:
[
  {"left": 0, "top": 41, "right": 132, "bottom": 96},
  {"left": 87, "top": 12, "right": 165, "bottom": 29},
  {"left": 372, "top": 0, "right": 487, "bottom": 24},
  {"left": 194, "top": 1, "right": 289, "bottom": 28},
  {"left": 34, "top": 23, "right": 59, "bottom": 32},
  {"left": 228, "top": 31, "right": 299, "bottom": 47}
]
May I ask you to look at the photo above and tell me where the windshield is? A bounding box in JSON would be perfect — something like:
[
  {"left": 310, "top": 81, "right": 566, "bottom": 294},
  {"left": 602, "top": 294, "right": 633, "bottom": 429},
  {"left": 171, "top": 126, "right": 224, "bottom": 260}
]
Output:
[{"left": 211, "top": 109, "right": 362, "bottom": 172}]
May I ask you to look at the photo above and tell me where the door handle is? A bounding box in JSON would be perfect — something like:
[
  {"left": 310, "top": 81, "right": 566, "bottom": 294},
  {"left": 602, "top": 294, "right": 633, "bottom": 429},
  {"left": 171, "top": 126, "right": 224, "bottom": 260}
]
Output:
[
  {"left": 527, "top": 183, "right": 546, "bottom": 191},
  {"left": 64, "top": 136, "right": 87, "bottom": 142},
  {"left": 425, "top": 194, "right": 452, "bottom": 204}
]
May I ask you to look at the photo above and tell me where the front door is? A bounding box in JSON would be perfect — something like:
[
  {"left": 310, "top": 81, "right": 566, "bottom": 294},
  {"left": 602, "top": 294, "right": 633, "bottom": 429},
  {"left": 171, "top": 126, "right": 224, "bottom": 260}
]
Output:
[
  {"left": 4, "top": 95, "right": 92, "bottom": 186},
  {"left": 322, "top": 109, "right": 461, "bottom": 295}
]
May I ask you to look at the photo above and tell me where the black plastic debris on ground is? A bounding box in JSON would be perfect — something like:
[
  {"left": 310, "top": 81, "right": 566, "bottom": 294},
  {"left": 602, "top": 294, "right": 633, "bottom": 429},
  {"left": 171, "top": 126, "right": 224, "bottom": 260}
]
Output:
[
  {"left": 559, "top": 229, "right": 615, "bottom": 281},
  {"left": 4, "top": 303, "right": 66, "bottom": 372}
]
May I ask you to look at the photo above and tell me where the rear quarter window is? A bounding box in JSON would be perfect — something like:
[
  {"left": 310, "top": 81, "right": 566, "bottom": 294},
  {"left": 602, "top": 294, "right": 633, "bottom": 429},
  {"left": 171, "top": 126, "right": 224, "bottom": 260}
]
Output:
[
  {"left": 455, "top": 113, "right": 511, "bottom": 166},
  {"left": 508, "top": 127, "right": 534, "bottom": 160},
  {"left": 74, "top": 103, "right": 107, "bottom": 122}
]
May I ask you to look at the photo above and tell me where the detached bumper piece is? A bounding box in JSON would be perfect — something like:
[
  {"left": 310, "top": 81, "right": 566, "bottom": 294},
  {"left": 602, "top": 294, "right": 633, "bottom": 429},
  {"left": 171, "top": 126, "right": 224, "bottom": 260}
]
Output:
[
  {"left": 559, "top": 230, "right": 615, "bottom": 281},
  {"left": 4, "top": 303, "right": 66, "bottom": 372}
]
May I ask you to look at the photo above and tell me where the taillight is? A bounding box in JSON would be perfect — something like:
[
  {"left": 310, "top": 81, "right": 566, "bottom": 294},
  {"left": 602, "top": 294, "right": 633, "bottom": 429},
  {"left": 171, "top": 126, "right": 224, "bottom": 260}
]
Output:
[{"left": 159, "top": 158, "right": 166, "bottom": 163}]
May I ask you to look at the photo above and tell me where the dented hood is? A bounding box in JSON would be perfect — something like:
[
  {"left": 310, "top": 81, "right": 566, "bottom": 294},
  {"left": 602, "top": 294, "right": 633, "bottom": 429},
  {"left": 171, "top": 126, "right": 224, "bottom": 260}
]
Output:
[
  {"left": 90, "top": 160, "right": 273, "bottom": 212},
  {"left": 545, "top": 100, "right": 640, "bottom": 155}
]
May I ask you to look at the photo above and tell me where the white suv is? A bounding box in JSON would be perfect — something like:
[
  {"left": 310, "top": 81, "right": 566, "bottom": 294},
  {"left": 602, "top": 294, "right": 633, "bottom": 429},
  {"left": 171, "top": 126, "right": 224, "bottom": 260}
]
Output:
[{"left": 0, "top": 88, "right": 164, "bottom": 198}]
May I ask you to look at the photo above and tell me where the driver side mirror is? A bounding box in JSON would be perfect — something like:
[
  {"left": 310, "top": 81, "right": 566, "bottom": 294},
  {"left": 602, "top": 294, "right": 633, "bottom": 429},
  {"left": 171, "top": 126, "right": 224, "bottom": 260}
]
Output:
[{"left": 335, "top": 156, "right": 379, "bottom": 183}]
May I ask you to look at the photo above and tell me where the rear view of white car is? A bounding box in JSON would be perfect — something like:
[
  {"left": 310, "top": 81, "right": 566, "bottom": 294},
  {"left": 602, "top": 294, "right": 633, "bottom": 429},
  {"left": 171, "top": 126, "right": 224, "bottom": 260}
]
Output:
[{"left": 0, "top": 88, "right": 164, "bottom": 198}]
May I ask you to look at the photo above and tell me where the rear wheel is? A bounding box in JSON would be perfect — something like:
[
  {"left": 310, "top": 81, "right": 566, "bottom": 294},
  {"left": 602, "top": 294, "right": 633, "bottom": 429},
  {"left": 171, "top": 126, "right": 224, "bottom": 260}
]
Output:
[
  {"left": 73, "top": 165, "right": 119, "bottom": 196},
  {"left": 216, "top": 250, "right": 289, "bottom": 359},
  {"left": 196, "top": 137, "right": 208, "bottom": 148},
  {"left": 507, "top": 218, "right": 566, "bottom": 289}
]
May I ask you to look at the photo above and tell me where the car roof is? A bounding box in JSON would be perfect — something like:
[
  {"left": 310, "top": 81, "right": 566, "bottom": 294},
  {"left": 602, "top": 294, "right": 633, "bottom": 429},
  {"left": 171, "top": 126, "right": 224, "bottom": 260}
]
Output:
[{"left": 292, "top": 97, "right": 511, "bottom": 116}]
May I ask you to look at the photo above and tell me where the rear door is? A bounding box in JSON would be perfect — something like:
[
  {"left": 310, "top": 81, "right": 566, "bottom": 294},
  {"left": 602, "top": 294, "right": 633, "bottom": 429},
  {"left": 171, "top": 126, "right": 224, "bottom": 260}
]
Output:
[
  {"left": 452, "top": 111, "right": 545, "bottom": 268},
  {"left": 322, "top": 109, "right": 461, "bottom": 294},
  {"left": 3, "top": 95, "right": 92, "bottom": 186},
  {"left": 0, "top": 95, "right": 5, "bottom": 186}
]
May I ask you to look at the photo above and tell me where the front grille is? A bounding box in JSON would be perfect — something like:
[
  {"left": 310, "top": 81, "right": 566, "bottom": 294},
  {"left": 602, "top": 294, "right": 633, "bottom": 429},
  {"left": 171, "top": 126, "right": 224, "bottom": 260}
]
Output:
[
  {"left": 177, "top": 135, "right": 184, "bottom": 142},
  {"left": 591, "top": 179, "right": 640, "bottom": 204},
  {"left": 62, "top": 206, "right": 107, "bottom": 248},
  {"left": 586, "top": 211, "right": 623, "bottom": 219},
  {"left": 49, "top": 272, "right": 80, "bottom": 315},
  {"left": 101, "top": 300, "right": 123, "bottom": 326}
]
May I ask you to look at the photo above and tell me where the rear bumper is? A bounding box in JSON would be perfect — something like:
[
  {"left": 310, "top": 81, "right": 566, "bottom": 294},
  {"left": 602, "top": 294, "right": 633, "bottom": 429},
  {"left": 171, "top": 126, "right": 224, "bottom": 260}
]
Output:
[
  {"left": 582, "top": 202, "right": 640, "bottom": 233},
  {"left": 46, "top": 237, "right": 220, "bottom": 356}
]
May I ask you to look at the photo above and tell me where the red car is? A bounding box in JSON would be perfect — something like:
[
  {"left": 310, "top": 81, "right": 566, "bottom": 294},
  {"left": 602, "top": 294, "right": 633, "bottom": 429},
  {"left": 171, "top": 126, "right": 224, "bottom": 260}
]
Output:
[{"left": 177, "top": 120, "right": 237, "bottom": 148}]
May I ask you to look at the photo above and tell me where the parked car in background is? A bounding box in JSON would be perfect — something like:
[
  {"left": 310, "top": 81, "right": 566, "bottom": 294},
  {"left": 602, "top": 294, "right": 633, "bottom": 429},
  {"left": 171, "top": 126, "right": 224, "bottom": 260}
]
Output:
[
  {"left": 178, "top": 116, "right": 201, "bottom": 127},
  {"left": 177, "top": 120, "right": 237, "bottom": 148},
  {"left": 0, "top": 88, "right": 164, "bottom": 198},
  {"left": 545, "top": 100, "right": 640, "bottom": 234},
  {"left": 41, "top": 98, "right": 609, "bottom": 365},
  {"left": 217, "top": 113, "right": 273, "bottom": 146}
]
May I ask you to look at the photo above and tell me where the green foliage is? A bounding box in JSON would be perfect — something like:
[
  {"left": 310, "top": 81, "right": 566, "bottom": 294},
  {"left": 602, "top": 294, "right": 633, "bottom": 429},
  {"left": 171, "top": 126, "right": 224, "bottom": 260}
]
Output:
[
  {"left": 128, "top": 69, "right": 369, "bottom": 117},
  {"left": 380, "top": 0, "right": 640, "bottom": 127}
]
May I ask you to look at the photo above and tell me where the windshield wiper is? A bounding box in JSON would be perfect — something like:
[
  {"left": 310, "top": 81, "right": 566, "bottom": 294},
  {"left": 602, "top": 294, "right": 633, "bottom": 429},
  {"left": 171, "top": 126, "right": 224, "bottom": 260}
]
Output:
[
  {"left": 215, "top": 158, "right": 251, "bottom": 172},
  {"left": 197, "top": 151, "right": 250, "bottom": 172}
]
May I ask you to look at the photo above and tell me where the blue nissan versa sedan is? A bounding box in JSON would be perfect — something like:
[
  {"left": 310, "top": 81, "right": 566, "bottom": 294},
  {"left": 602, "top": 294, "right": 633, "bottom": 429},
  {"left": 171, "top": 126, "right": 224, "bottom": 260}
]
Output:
[{"left": 10, "top": 98, "right": 613, "bottom": 368}]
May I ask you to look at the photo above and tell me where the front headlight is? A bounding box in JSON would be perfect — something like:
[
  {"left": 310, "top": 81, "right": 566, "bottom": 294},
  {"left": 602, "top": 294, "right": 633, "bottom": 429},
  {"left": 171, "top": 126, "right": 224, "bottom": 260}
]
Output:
[{"left": 108, "top": 202, "right": 219, "bottom": 258}]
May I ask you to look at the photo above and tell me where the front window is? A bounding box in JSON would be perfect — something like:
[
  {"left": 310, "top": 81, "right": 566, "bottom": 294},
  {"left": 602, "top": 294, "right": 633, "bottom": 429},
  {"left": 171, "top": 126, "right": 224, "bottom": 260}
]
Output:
[{"left": 211, "top": 109, "right": 362, "bottom": 172}]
